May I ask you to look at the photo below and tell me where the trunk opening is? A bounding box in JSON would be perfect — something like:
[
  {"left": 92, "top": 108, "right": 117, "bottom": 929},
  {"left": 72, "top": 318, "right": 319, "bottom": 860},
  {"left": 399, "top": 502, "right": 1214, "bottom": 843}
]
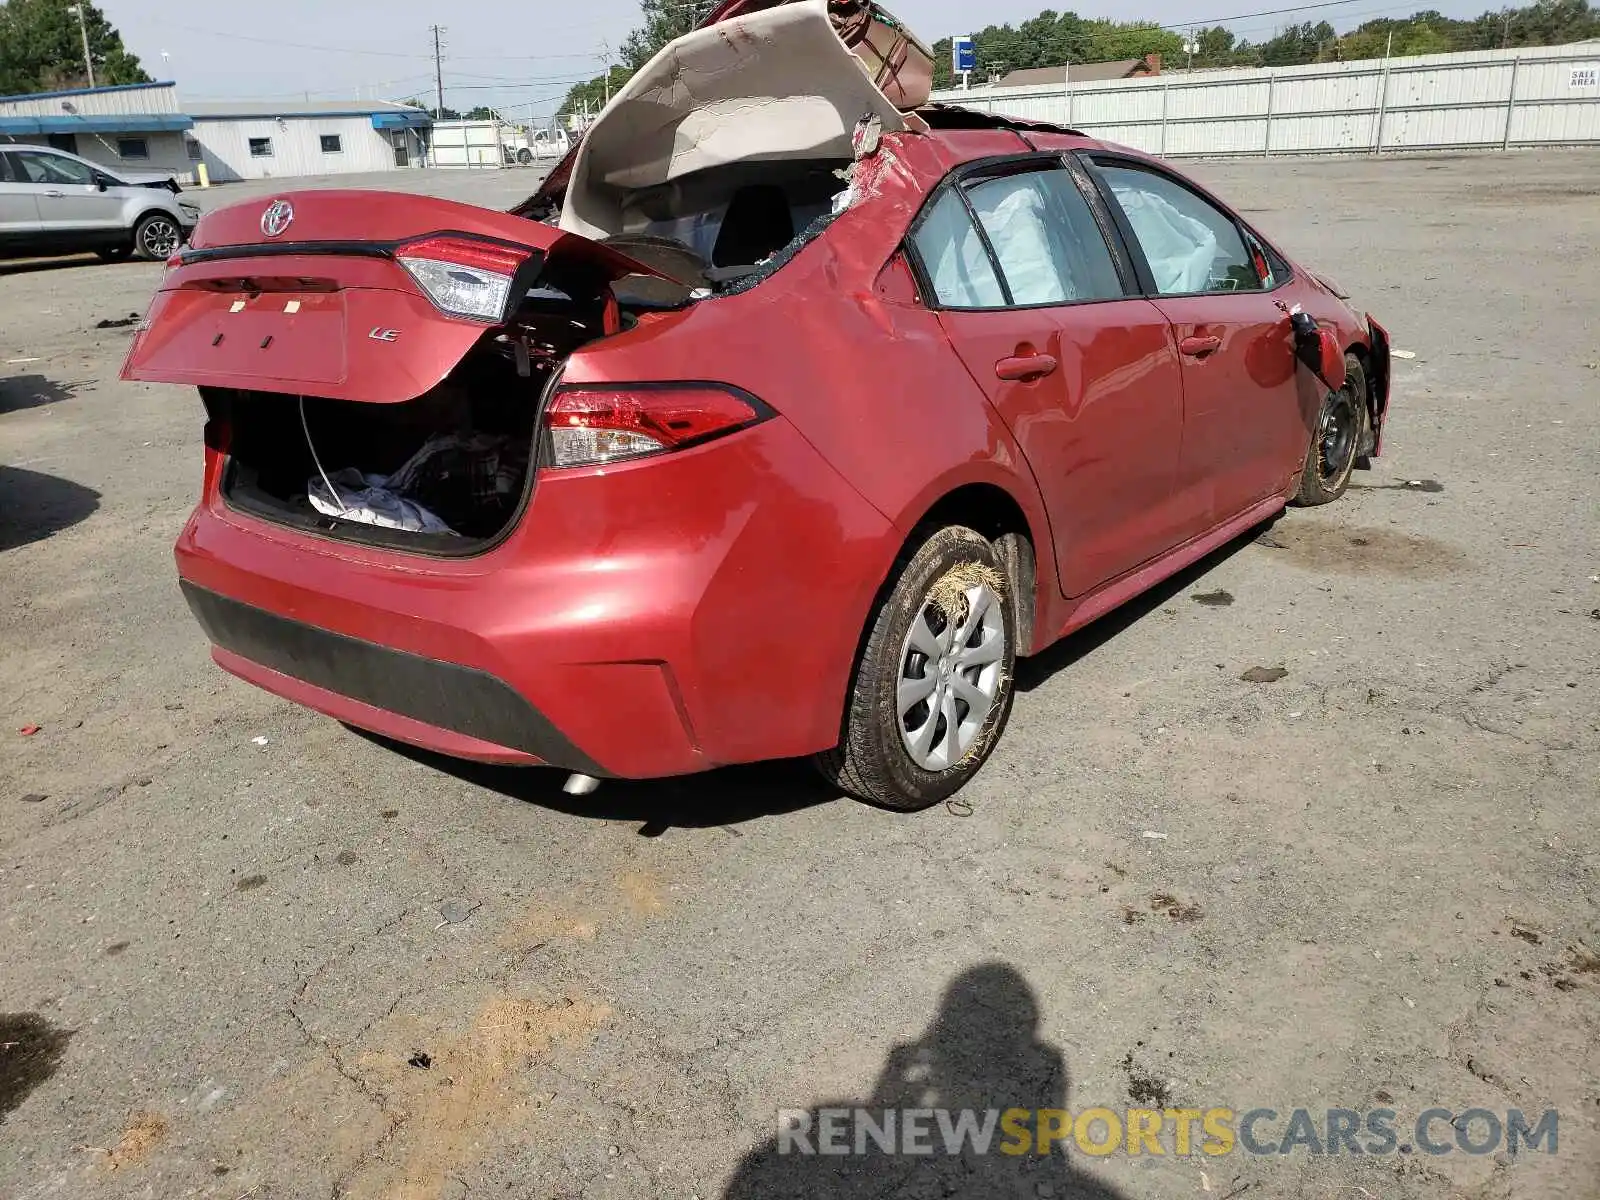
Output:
[{"left": 207, "top": 287, "right": 604, "bottom": 555}]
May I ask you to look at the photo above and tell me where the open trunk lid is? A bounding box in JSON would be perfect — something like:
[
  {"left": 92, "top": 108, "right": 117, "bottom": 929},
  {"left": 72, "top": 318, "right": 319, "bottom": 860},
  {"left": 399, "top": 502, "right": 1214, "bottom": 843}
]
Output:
[
  {"left": 517, "top": 0, "right": 933, "bottom": 223},
  {"left": 121, "top": 189, "right": 663, "bottom": 404}
]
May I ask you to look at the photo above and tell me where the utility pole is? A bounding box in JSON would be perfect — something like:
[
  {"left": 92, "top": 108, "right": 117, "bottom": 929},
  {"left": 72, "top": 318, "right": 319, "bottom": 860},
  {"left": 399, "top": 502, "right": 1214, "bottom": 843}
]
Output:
[
  {"left": 601, "top": 40, "right": 612, "bottom": 106},
  {"left": 66, "top": 5, "right": 95, "bottom": 88},
  {"left": 430, "top": 24, "right": 446, "bottom": 119}
]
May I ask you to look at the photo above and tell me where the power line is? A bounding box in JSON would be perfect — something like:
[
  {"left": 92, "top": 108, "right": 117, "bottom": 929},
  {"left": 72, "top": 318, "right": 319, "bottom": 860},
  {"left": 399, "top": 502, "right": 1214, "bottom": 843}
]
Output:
[{"left": 140, "top": 16, "right": 612, "bottom": 62}]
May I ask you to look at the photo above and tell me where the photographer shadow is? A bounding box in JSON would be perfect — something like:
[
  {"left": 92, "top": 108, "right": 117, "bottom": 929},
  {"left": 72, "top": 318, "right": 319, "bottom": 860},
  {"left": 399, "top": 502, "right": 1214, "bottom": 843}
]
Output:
[{"left": 722, "top": 963, "right": 1126, "bottom": 1199}]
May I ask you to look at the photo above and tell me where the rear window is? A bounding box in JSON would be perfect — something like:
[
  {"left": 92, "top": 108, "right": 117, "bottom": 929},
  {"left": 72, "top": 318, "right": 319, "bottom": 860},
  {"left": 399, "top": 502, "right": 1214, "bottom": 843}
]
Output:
[{"left": 910, "top": 188, "right": 1005, "bottom": 308}]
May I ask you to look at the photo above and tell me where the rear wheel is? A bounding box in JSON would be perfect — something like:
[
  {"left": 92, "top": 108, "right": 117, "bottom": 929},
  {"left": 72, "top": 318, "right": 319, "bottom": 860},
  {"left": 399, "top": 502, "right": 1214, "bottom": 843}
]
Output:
[
  {"left": 133, "top": 213, "right": 181, "bottom": 261},
  {"left": 1293, "top": 352, "right": 1367, "bottom": 506},
  {"left": 815, "top": 525, "right": 1016, "bottom": 811},
  {"left": 516, "top": 147, "right": 534, "bottom": 165}
]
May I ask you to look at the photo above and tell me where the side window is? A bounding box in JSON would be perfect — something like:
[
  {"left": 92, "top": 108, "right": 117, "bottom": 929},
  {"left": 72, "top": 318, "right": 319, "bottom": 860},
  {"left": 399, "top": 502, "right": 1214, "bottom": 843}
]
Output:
[
  {"left": 1097, "top": 164, "right": 1262, "bottom": 296},
  {"left": 14, "top": 151, "right": 93, "bottom": 186},
  {"left": 910, "top": 187, "right": 1005, "bottom": 309},
  {"left": 965, "top": 169, "right": 1124, "bottom": 305},
  {"left": 0, "top": 154, "right": 14, "bottom": 183}
]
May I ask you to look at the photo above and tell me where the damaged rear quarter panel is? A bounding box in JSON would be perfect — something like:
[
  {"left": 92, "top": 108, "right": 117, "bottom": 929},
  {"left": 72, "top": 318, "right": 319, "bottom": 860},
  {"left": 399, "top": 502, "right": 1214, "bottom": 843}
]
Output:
[{"left": 566, "top": 128, "right": 1061, "bottom": 641}]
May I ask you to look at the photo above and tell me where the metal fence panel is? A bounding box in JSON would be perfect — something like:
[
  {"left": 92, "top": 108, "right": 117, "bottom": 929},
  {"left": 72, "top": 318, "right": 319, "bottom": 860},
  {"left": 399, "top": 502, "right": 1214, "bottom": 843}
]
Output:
[{"left": 930, "top": 42, "right": 1600, "bottom": 156}]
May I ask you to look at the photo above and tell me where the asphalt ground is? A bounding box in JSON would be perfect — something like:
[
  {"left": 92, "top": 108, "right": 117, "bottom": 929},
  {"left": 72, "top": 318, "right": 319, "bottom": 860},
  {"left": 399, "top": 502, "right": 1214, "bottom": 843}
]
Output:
[{"left": 2, "top": 151, "right": 1597, "bottom": 1200}]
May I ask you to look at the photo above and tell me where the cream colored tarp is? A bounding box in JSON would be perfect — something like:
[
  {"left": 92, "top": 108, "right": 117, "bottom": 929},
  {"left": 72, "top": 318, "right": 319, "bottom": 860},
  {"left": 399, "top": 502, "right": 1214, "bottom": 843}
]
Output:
[{"left": 559, "top": 0, "right": 909, "bottom": 239}]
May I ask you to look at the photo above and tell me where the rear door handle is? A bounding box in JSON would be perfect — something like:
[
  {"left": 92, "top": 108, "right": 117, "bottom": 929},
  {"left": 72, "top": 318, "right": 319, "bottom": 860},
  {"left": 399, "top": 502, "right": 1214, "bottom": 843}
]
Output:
[
  {"left": 43, "top": 190, "right": 64, "bottom": 198},
  {"left": 1179, "top": 334, "right": 1222, "bottom": 357},
  {"left": 995, "top": 353, "right": 1058, "bottom": 381}
]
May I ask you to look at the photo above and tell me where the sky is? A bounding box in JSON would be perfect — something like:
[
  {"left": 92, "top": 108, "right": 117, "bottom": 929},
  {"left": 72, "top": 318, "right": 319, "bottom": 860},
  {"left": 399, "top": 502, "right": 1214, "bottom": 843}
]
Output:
[{"left": 101, "top": 0, "right": 1503, "bottom": 121}]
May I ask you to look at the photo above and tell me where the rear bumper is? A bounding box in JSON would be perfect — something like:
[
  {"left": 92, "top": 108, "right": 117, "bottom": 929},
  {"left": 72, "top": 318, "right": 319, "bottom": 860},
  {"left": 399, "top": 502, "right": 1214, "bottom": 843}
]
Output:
[
  {"left": 186, "top": 583, "right": 605, "bottom": 771},
  {"left": 173, "top": 416, "right": 897, "bottom": 778}
]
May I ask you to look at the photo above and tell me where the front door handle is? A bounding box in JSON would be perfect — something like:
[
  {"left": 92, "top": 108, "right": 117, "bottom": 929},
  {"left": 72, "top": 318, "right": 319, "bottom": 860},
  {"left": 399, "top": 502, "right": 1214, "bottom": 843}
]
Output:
[
  {"left": 1179, "top": 334, "right": 1222, "bottom": 357},
  {"left": 43, "top": 189, "right": 64, "bottom": 198},
  {"left": 995, "top": 353, "right": 1058, "bottom": 381}
]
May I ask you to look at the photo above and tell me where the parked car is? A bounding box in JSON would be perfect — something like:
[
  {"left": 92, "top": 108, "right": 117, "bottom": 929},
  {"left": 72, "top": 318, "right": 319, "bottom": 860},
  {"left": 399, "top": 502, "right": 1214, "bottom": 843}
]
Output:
[
  {"left": 122, "top": 0, "right": 1389, "bottom": 811},
  {"left": 0, "top": 143, "right": 199, "bottom": 262}
]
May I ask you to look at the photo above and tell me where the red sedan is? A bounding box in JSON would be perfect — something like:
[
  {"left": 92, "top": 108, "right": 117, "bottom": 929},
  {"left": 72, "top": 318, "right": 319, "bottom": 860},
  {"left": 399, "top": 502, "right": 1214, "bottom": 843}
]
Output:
[{"left": 124, "top": 1, "right": 1388, "bottom": 811}]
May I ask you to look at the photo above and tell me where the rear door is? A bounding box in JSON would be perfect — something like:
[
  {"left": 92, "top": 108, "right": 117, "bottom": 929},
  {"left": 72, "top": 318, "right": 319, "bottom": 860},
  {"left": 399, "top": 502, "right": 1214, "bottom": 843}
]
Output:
[
  {"left": 0, "top": 152, "right": 43, "bottom": 246},
  {"left": 1086, "top": 157, "right": 1305, "bottom": 529},
  {"left": 908, "top": 158, "right": 1188, "bottom": 598},
  {"left": 11, "top": 149, "right": 123, "bottom": 233}
]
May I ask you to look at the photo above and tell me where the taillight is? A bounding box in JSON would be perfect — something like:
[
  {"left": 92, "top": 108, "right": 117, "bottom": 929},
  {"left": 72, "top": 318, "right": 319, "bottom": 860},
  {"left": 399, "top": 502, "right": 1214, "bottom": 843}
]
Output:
[
  {"left": 395, "top": 234, "right": 532, "bottom": 321},
  {"left": 542, "top": 385, "right": 768, "bottom": 469}
]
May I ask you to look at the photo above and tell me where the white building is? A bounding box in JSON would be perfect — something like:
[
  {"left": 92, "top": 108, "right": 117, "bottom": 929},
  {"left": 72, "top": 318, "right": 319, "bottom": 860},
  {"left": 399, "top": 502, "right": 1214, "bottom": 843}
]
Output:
[
  {"left": 0, "top": 81, "right": 194, "bottom": 179},
  {"left": 185, "top": 100, "right": 433, "bottom": 182}
]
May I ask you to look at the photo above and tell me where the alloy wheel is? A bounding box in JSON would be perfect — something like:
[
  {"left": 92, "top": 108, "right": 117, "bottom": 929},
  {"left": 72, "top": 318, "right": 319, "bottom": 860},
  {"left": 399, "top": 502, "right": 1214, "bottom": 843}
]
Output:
[
  {"left": 139, "top": 218, "right": 180, "bottom": 259},
  {"left": 896, "top": 581, "right": 1006, "bottom": 771}
]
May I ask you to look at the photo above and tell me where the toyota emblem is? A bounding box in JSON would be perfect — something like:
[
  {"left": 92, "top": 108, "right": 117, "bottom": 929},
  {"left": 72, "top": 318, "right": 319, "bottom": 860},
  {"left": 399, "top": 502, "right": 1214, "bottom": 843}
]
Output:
[{"left": 260, "top": 199, "right": 294, "bottom": 238}]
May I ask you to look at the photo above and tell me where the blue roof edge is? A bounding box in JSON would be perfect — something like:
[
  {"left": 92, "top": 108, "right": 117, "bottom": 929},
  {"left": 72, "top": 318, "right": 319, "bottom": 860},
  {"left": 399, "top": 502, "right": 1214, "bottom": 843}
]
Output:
[{"left": 0, "top": 80, "right": 178, "bottom": 103}]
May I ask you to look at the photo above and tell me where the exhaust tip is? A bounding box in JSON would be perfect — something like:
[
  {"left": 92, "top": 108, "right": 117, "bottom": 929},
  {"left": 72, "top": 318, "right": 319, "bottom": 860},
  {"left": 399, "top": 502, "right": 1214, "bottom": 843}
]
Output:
[{"left": 562, "top": 772, "right": 602, "bottom": 796}]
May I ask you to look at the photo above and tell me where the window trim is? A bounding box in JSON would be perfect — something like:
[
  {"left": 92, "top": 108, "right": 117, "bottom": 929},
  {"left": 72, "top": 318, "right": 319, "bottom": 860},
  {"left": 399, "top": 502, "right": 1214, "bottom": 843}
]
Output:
[
  {"left": 319, "top": 133, "right": 343, "bottom": 154},
  {"left": 248, "top": 137, "right": 274, "bottom": 159},
  {"left": 1079, "top": 152, "right": 1295, "bottom": 298},
  {"left": 902, "top": 152, "right": 1141, "bottom": 314}
]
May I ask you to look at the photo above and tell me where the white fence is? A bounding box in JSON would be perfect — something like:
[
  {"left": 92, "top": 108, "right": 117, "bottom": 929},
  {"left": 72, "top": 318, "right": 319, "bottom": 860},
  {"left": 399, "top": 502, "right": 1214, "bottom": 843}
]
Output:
[
  {"left": 929, "top": 43, "right": 1600, "bottom": 156},
  {"left": 430, "top": 119, "right": 509, "bottom": 168}
]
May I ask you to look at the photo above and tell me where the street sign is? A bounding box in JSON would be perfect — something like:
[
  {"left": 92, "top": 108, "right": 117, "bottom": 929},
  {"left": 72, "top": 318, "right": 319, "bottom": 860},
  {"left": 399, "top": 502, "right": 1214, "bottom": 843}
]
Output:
[{"left": 952, "top": 36, "right": 976, "bottom": 76}]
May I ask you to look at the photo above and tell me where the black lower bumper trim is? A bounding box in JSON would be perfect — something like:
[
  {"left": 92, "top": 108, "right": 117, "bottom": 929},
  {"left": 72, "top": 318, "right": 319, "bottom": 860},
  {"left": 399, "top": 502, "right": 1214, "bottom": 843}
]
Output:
[{"left": 180, "top": 581, "right": 605, "bottom": 775}]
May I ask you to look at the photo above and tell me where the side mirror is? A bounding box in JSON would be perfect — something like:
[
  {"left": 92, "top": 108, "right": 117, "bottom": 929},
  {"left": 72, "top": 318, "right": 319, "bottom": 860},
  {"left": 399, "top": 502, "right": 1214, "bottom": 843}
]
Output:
[{"left": 94, "top": 175, "right": 109, "bottom": 191}]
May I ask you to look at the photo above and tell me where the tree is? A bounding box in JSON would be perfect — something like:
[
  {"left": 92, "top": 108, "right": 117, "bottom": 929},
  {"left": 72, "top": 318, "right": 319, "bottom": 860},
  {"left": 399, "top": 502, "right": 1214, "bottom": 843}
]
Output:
[
  {"left": 0, "top": 0, "right": 149, "bottom": 94},
  {"left": 931, "top": 12, "right": 1181, "bottom": 88},
  {"left": 1191, "top": 25, "right": 1246, "bottom": 67},
  {"left": 558, "top": 0, "right": 702, "bottom": 120},
  {"left": 620, "top": 0, "right": 704, "bottom": 70},
  {"left": 558, "top": 64, "right": 633, "bottom": 119},
  {"left": 465, "top": 105, "right": 498, "bottom": 120}
]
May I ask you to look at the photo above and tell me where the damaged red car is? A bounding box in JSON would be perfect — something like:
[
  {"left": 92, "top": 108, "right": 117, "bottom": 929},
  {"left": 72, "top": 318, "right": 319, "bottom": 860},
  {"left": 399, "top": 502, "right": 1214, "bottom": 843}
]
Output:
[{"left": 124, "top": 0, "right": 1390, "bottom": 811}]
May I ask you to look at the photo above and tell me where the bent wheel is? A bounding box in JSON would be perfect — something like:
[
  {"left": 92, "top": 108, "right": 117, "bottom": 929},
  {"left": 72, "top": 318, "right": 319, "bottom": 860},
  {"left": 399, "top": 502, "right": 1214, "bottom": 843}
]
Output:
[
  {"left": 1293, "top": 352, "right": 1367, "bottom": 506},
  {"left": 815, "top": 525, "right": 1017, "bottom": 811}
]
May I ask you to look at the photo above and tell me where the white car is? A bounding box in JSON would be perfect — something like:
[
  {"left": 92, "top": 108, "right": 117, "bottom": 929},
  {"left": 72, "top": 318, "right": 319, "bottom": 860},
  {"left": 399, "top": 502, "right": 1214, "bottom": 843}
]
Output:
[{"left": 0, "top": 144, "right": 200, "bottom": 262}]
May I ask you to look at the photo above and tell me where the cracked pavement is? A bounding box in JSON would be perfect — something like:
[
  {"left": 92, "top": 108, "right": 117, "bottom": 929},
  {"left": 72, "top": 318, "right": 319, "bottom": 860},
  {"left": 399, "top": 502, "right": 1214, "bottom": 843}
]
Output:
[{"left": 2, "top": 153, "right": 1597, "bottom": 1199}]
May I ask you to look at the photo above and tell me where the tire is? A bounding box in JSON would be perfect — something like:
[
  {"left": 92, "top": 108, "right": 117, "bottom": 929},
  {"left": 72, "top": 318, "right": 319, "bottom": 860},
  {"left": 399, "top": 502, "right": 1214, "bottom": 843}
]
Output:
[
  {"left": 1292, "top": 352, "right": 1367, "bottom": 506},
  {"left": 132, "top": 213, "right": 182, "bottom": 261},
  {"left": 95, "top": 245, "right": 132, "bottom": 262},
  {"left": 815, "top": 525, "right": 1017, "bottom": 811},
  {"left": 516, "top": 147, "right": 534, "bottom": 165}
]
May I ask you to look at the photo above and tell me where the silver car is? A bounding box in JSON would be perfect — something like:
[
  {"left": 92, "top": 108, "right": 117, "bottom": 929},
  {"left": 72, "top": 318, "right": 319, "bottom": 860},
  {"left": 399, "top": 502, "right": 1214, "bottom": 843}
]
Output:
[{"left": 0, "top": 144, "right": 200, "bottom": 262}]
